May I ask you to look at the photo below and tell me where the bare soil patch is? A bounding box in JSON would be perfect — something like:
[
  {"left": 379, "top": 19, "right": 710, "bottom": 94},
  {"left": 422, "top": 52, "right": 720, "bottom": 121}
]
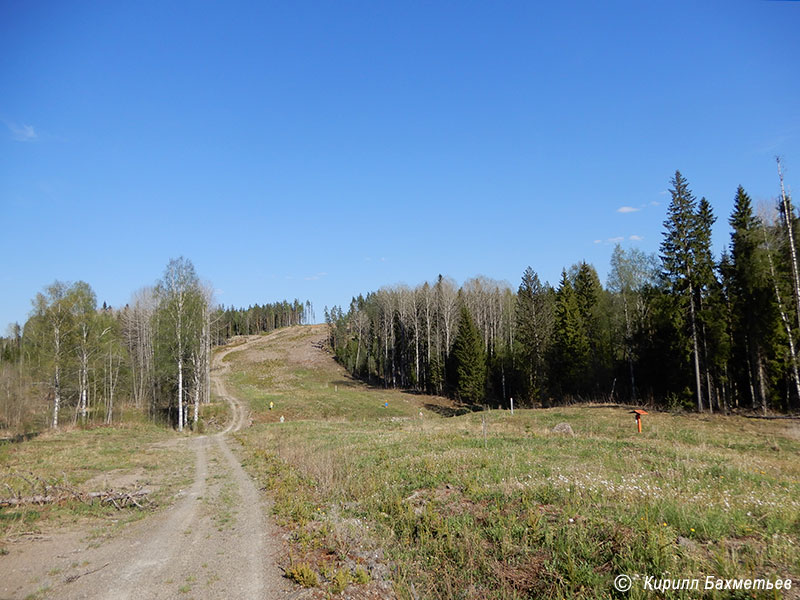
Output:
[{"left": 0, "top": 335, "right": 298, "bottom": 599}]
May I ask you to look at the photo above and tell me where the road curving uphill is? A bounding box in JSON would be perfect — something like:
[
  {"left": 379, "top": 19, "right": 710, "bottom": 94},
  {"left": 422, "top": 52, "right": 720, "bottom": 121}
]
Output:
[{"left": 1, "top": 335, "right": 292, "bottom": 600}]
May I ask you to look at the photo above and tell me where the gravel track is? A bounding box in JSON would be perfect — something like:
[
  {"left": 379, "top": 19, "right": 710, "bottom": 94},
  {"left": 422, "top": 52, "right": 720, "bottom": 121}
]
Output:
[{"left": 1, "top": 336, "right": 291, "bottom": 600}]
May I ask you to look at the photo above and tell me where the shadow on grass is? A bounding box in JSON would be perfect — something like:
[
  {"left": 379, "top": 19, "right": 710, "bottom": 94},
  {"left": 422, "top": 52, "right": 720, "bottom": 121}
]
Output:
[
  {"left": 0, "top": 431, "right": 41, "bottom": 445},
  {"left": 330, "top": 379, "right": 361, "bottom": 389},
  {"left": 423, "top": 404, "right": 475, "bottom": 418}
]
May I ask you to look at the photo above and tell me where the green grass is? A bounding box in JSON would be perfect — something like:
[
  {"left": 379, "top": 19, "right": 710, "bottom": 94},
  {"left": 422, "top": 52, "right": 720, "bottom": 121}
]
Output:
[
  {"left": 228, "top": 363, "right": 432, "bottom": 422},
  {"left": 238, "top": 412, "right": 800, "bottom": 599},
  {"left": 221, "top": 332, "right": 452, "bottom": 424},
  {"left": 0, "top": 423, "right": 191, "bottom": 537},
  {"left": 198, "top": 401, "right": 230, "bottom": 433},
  {"left": 227, "top": 326, "right": 800, "bottom": 599}
]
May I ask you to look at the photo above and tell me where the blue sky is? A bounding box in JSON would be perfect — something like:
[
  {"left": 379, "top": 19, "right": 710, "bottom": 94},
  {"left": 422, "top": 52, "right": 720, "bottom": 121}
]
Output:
[{"left": 2, "top": 1, "right": 799, "bottom": 328}]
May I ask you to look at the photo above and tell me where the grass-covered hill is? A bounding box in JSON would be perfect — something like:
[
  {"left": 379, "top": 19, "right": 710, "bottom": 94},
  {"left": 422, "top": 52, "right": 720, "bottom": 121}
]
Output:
[{"left": 226, "top": 325, "right": 800, "bottom": 599}]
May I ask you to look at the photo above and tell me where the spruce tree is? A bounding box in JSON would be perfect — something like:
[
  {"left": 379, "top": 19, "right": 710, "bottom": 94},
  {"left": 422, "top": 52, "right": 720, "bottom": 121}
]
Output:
[
  {"left": 574, "top": 262, "right": 600, "bottom": 328},
  {"left": 573, "top": 261, "right": 610, "bottom": 394},
  {"left": 728, "top": 186, "right": 777, "bottom": 412},
  {"left": 660, "top": 171, "right": 705, "bottom": 411},
  {"left": 695, "top": 197, "right": 726, "bottom": 412},
  {"left": 551, "top": 270, "right": 590, "bottom": 398},
  {"left": 452, "top": 306, "right": 486, "bottom": 405},
  {"left": 515, "top": 267, "right": 552, "bottom": 403}
]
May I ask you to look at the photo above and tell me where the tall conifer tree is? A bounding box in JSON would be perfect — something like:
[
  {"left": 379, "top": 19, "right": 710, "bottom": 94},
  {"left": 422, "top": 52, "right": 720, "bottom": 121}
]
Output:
[
  {"left": 551, "top": 270, "right": 590, "bottom": 398},
  {"left": 660, "top": 171, "right": 705, "bottom": 411},
  {"left": 451, "top": 306, "right": 486, "bottom": 405},
  {"left": 516, "top": 267, "right": 552, "bottom": 403},
  {"left": 728, "top": 186, "right": 773, "bottom": 411}
]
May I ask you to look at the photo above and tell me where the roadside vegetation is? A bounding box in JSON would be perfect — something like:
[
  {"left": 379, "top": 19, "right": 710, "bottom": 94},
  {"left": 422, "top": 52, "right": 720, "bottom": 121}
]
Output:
[
  {"left": 0, "top": 256, "right": 311, "bottom": 434},
  {"left": 230, "top": 326, "right": 800, "bottom": 599},
  {"left": 0, "top": 421, "right": 193, "bottom": 546}
]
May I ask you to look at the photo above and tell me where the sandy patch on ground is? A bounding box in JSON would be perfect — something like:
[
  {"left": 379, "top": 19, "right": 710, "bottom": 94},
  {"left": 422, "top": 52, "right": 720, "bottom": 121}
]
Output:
[{"left": 0, "top": 335, "right": 297, "bottom": 600}]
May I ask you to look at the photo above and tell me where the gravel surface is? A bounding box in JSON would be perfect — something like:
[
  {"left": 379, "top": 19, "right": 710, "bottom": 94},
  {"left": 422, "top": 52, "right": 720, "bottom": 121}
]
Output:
[{"left": 1, "top": 337, "right": 293, "bottom": 600}]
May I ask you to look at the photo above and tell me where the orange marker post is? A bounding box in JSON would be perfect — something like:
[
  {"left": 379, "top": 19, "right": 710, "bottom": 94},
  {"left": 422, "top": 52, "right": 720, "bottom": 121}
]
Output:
[{"left": 631, "top": 409, "right": 648, "bottom": 433}]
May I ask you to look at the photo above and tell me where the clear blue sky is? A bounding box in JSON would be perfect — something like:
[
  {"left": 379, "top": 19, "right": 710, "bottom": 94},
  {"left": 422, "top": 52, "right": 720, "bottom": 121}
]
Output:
[{"left": 2, "top": 1, "right": 799, "bottom": 328}]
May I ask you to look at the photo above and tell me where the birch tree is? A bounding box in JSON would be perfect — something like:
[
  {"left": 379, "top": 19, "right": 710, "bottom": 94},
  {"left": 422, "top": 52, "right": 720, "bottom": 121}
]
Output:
[
  {"left": 759, "top": 211, "right": 800, "bottom": 412},
  {"left": 71, "top": 282, "right": 97, "bottom": 423},
  {"left": 777, "top": 158, "right": 800, "bottom": 333},
  {"left": 122, "top": 287, "right": 157, "bottom": 412},
  {"left": 30, "top": 282, "right": 77, "bottom": 428},
  {"left": 155, "top": 257, "right": 201, "bottom": 431},
  {"left": 190, "top": 283, "right": 214, "bottom": 428},
  {"left": 608, "top": 246, "right": 658, "bottom": 402}
]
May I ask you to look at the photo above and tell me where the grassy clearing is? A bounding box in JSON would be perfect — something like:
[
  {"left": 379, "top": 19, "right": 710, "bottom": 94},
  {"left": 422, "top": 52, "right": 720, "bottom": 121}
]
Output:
[
  {"left": 0, "top": 423, "right": 192, "bottom": 541},
  {"left": 222, "top": 329, "right": 454, "bottom": 424},
  {"left": 228, "top": 327, "right": 800, "bottom": 598}
]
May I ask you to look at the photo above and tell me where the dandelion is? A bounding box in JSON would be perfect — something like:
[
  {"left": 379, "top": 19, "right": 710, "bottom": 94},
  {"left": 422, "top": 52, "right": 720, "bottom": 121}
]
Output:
[
  {"left": 662, "top": 522, "right": 668, "bottom": 527},
  {"left": 690, "top": 528, "right": 695, "bottom": 532}
]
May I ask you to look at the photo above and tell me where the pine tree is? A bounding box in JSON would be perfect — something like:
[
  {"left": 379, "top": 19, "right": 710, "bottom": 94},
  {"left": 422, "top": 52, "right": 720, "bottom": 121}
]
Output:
[{"left": 451, "top": 306, "right": 486, "bottom": 405}]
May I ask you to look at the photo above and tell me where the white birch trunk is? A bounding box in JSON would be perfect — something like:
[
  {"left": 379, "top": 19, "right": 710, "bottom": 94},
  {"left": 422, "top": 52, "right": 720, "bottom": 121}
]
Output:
[
  {"left": 762, "top": 222, "right": 800, "bottom": 408},
  {"left": 80, "top": 350, "right": 89, "bottom": 421},
  {"left": 52, "top": 363, "right": 61, "bottom": 429},
  {"left": 177, "top": 358, "right": 183, "bottom": 431},
  {"left": 193, "top": 366, "right": 200, "bottom": 428},
  {"left": 778, "top": 158, "right": 800, "bottom": 333},
  {"left": 52, "top": 324, "right": 61, "bottom": 428}
]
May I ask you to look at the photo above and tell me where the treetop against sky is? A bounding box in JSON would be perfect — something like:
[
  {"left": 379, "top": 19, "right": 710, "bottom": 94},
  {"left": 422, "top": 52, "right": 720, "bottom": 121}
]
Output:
[{"left": 1, "top": 1, "right": 798, "bottom": 328}]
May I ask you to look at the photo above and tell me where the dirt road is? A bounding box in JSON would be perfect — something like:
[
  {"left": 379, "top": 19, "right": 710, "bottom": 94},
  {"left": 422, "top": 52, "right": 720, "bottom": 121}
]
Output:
[{"left": 1, "top": 336, "right": 291, "bottom": 600}]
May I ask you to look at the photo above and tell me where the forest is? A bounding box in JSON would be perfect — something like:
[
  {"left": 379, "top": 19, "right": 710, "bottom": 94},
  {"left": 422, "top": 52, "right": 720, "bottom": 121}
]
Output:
[
  {"left": 0, "top": 257, "right": 312, "bottom": 431},
  {"left": 327, "top": 166, "right": 800, "bottom": 414}
]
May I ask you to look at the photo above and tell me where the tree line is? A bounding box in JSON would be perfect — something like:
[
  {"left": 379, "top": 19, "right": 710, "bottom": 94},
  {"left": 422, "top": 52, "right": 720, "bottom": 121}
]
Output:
[
  {"left": 327, "top": 163, "right": 800, "bottom": 414},
  {"left": 214, "top": 299, "right": 313, "bottom": 344},
  {"left": 0, "top": 257, "right": 312, "bottom": 431}
]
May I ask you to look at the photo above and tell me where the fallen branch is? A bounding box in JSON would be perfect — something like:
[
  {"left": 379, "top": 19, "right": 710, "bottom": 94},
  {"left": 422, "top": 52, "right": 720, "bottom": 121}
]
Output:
[
  {"left": 743, "top": 414, "right": 800, "bottom": 420},
  {"left": 65, "top": 562, "right": 110, "bottom": 584},
  {"left": 0, "top": 489, "right": 151, "bottom": 509}
]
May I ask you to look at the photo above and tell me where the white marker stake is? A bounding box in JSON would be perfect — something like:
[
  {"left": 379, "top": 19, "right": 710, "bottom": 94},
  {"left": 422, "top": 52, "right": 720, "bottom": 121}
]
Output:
[{"left": 510, "top": 397, "right": 514, "bottom": 415}]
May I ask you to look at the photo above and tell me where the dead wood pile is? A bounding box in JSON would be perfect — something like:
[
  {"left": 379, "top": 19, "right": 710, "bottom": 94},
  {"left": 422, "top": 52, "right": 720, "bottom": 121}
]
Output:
[{"left": 0, "top": 471, "right": 152, "bottom": 510}]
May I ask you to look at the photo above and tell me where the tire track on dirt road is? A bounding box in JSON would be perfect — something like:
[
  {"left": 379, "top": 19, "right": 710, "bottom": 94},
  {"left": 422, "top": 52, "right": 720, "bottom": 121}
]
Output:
[
  {"left": 3, "top": 336, "right": 290, "bottom": 600},
  {"left": 107, "top": 335, "right": 287, "bottom": 599},
  {"left": 208, "top": 336, "right": 290, "bottom": 599}
]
